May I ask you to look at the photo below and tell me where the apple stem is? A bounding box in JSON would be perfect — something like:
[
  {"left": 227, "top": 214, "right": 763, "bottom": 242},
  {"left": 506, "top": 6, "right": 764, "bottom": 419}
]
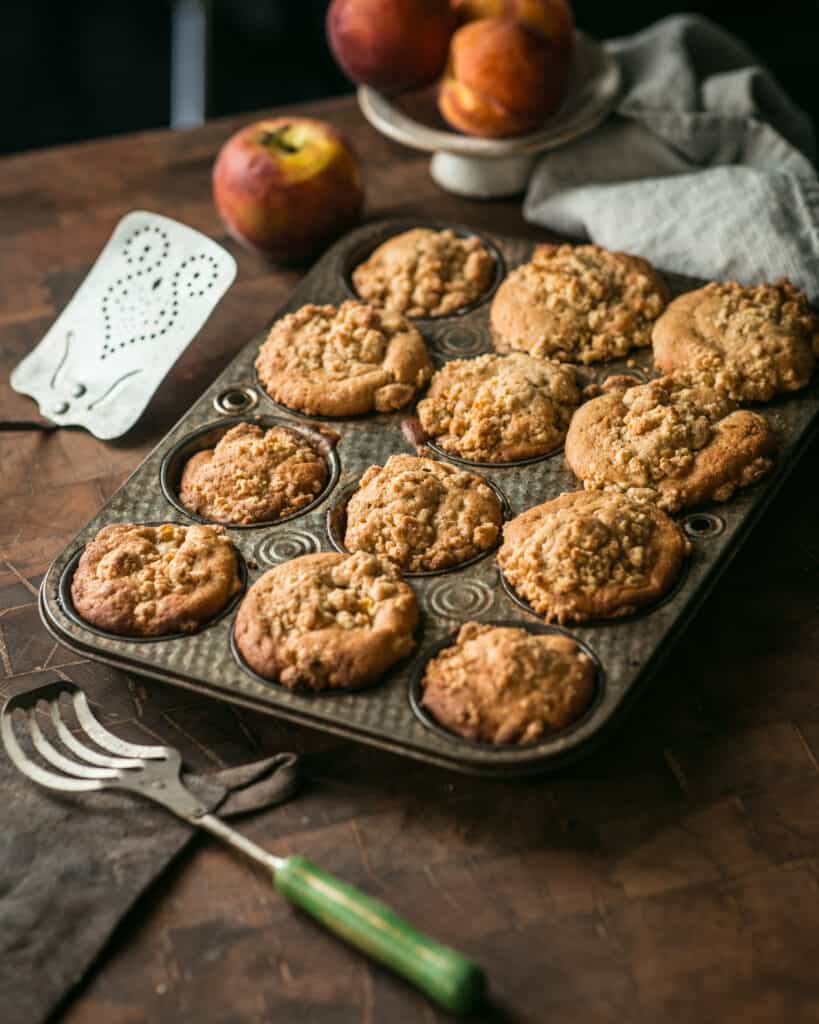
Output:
[{"left": 259, "top": 125, "right": 298, "bottom": 154}]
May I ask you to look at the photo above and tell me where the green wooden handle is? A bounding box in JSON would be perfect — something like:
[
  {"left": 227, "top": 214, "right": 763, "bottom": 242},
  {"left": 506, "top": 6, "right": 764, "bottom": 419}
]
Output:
[{"left": 274, "top": 855, "right": 485, "bottom": 1015}]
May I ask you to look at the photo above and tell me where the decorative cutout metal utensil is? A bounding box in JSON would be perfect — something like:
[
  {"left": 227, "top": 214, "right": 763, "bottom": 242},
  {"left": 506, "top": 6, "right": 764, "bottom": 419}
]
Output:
[{"left": 11, "top": 211, "right": 236, "bottom": 439}]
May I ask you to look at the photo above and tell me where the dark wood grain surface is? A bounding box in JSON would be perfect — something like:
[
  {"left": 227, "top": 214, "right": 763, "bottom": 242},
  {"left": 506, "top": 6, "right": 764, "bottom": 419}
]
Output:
[{"left": 2, "top": 96, "right": 819, "bottom": 1024}]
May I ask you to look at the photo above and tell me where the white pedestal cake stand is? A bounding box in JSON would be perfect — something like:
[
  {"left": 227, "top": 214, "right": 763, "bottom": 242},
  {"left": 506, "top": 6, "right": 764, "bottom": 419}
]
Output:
[{"left": 357, "top": 32, "right": 621, "bottom": 199}]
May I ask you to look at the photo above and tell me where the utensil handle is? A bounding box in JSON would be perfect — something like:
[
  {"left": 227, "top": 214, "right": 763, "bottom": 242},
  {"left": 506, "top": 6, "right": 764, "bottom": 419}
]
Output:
[{"left": 274, "top": 855, "right": 485, "bottom": 1015}]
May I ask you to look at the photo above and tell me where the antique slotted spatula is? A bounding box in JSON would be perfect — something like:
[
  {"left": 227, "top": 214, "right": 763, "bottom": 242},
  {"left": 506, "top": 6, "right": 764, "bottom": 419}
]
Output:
[
  {"left": 10, "top": 211, "right": 236, "bottom": 439},
  {"left": 1, "top": 680, "right": 485, "bottom": 1015}
]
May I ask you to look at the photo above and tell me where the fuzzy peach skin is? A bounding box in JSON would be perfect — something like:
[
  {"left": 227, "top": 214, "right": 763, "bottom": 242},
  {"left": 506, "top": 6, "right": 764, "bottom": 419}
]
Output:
[
  {"left": 212, "top": 117, "right": 363, "bottom": 263},
  {"left": 438, "top": 17, "right": 570, "bottom": 137},
  {"left": 327, "top": 0, "right": 456, "bottom": 93},
  {"left": 452, "top": 0, "right": 574, "bottom": 58}
]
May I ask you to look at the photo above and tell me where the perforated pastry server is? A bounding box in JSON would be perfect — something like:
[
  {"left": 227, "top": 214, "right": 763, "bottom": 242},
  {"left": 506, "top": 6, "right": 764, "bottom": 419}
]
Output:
[{"left": 10, "top": 211, "right": 236, "bottom": 439}]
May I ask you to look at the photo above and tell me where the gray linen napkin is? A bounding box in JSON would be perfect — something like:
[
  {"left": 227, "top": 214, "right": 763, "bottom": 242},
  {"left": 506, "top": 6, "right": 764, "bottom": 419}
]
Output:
[
  {"left": 524, "top": 14, "right": 819, "bottom": 301},
  {"left": 0, "top": 710, "right": 300, "bottom": 1024}
]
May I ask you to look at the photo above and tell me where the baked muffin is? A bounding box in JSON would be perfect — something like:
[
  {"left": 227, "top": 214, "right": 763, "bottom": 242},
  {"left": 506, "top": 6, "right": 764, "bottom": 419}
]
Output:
[
  {"left": 352, "top": 228, "right": 495, "bottom": 317},
  {"left": 416, "top": 352, "right": 580, "bottom": 463},
  {"left": 420, "top": 621, "right": 596, "bottom": 744},
  {"left": 490, "top": 243, "right": 669, "bottom": 364},
  {"left": 255, "top": 300, "right": 433, "bottom": 416},
  {"left": 564, "top": 375, "right": 775, "bottom": 513},
  {"left": 652, "top": 280, "right": 819, "bottom": 402},
  {"left": 71, "top": 522, "right": 241, "bottom": 637},
  {"left": 498, "top": 491, "right": 690, "bottom": 624},
  {"left": 343, "top": 454, "right": 503, "bottom": 572},
  {"left": 234, "top": 551, "right": 418, "bottom": 691},
  {"left": 179, "top": 423, "right": 327, "bottom": 525}
]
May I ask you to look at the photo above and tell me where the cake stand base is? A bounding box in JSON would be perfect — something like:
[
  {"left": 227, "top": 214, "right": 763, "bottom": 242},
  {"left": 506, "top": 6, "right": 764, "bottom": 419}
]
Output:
[{"left": 430, "top": 151, "right": 538, "bottom": 199}]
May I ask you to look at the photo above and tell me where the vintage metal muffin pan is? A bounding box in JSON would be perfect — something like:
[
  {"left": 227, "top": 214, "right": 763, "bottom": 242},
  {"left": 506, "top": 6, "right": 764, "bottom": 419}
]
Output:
[{"left": 39, "top": 218, "right": 819, "bottom": 776}]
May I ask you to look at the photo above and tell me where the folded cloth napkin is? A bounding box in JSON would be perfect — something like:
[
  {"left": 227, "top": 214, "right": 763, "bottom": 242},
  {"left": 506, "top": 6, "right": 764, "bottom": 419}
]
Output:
[
  {"left": 524, "top": 14, "right": 819, "bottom": 301},
  {"left": 0, "top": 720, "right": 300, "bottom": 1024}
]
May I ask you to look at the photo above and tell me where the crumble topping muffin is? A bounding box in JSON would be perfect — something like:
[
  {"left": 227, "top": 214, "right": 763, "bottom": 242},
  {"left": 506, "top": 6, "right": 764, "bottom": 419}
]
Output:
[
  {"left": 178, "top": 423, "right": 327, "bottom": 525},
  {"left": 352, "top": 228, "right": 495, "bottom": 318},
  {"left": 490, "top": 243, "right": 669, "bottom": 364},
  {"left": 344, "top": 454, "right": 503, "bottom": 572},
  {"left": 416, "top": 351, "right": 580, "bottom": 463},
  {"left": 498, "top": 491, "right": 690, "bottom": 624},
  {"left": 653, "top": 280, "right": 819, "bottom": 402},
  {"left": 71, "top": 522, "right": 241, "bottom": 637},
  {"left": 564, "top": 375, "right": 776, "bottom": 513},
  {"left": 420, "top": 622, "right": 596, "bottom": 745},
  {"left": 255, "top": 300, "right": 433, "bottom": 416},
  {"left": 234, "top": 551, "right": 418, "bottom": 690}
]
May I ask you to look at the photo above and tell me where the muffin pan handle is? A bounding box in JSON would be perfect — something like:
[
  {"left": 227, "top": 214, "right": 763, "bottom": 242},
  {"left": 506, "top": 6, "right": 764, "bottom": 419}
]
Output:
[{"left": 275, "top": 854, "right": 485, "bottom": 1015}]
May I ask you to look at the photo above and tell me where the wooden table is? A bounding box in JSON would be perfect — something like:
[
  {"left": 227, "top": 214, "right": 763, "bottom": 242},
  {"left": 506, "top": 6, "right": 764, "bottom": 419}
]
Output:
[{"left": 2, "top": 96, "right": 819, "bottom": 1024}]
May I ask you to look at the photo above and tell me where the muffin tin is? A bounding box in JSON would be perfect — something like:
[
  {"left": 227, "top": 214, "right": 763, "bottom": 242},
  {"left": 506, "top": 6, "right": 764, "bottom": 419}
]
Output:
[{"left": 39, "top": 218, "right": 819, "bottom": 776}]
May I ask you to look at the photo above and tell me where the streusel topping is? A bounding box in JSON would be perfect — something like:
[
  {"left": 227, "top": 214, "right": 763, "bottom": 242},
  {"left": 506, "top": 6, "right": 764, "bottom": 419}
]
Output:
[
  {"left": 498, "top": 490, "right": 690, "bottom": 623},
  {"left": 565, "top": 375, "right": 776, "bottom": 512},
  {"left": 259, "top": 301, "right": 404, "bottom": 380},
  {"left": 421, "top": 622, "right": 595, "bottom": 745},
  {"left": 500, "top": 492, "right": 658, "bottom": 606},
  {"left": 416, "top": 352, "right": 580, "bottom": 462},
  {"left": 607, "top": 376, "right": 733, "bottom": 485},
  {"left": 246, "top": 551, "right": 405, "bottom": 637},
  {"left": 654, "top": 280, "right": 819, "bottom": 401},
  {"left": 72, "top": 522, "right": 240, "bottom": 634},
  {"left": 344, "top": 454, "right": 503, "bottom": 572},
  {"left": 255, "top": 300, "right": 433, "bottom": 415},
  {"left": 352, "top": 228, "right": 495, "bottom": 317},
  {"left": 179, "top": 423, "right": 327, "bottom": 525},
  {"left": 91, "top": 524, "right": 227, "bottom": 593},
  {"left": 491, "top": 243, "right": 668, "bottom": 363}
]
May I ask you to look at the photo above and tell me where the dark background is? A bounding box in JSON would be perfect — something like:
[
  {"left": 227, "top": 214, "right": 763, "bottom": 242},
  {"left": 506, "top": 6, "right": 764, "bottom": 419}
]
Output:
[{"left": 2, "top": 1, "right": 816, "bottom": 156}]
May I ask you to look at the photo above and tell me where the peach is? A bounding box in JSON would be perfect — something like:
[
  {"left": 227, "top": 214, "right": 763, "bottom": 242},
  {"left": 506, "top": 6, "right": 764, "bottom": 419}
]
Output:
[
  {"left": 327, "top": 0, "right": 456, "bottom": 93},
  {"left": 438, "top": 17, "right": 570, "bottom": 137},
  {"left": 452, "top": 0, "right": 574, "bottom": 58},
  {"left": 212, "top": 117, "right": 363, "bottom": 263}
]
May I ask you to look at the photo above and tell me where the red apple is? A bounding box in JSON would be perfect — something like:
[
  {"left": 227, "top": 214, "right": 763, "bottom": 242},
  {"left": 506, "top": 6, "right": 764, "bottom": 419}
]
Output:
[
  {"left": 212, "top": 117, "right": 364, "bottom": 263},
  {"left": 327, "top": 0, "right": 456, "bottom": 94}
]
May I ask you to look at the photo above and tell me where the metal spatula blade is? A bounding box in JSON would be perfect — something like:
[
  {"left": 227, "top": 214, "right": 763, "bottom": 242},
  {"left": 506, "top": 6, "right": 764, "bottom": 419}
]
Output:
[
  {"left": 2, "top": 681, "right": 485, "bottom": 1016},
  {"left": 10, "top": 211, "right": 236, "bottom": 439}
]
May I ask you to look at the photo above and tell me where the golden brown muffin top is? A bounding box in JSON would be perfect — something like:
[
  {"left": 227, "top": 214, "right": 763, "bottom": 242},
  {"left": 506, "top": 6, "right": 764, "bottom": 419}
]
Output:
[
  {"left": 652, "top": 280, "right": 819, "bottom": 402},
  {"left": 352, "top": 228, "right": 495, "bottom": 318},
  {"left": 417, "top": 351, "right": 580, "bottom": 463},
  {"left": 234, "top": 551, "right": 418, "bottom": 691},
  {"left": 179, "top": 423, "right": 327, "bottom": 525},
  {"left": 255, "top": 300, "right": 433, "bottom": 416},
  {"left": 564, "top": 375, "right": 775, "bottom": 513},
  {"left": 344, "top": 454, "right": 503, "bottom": 572},
  {"left": 421, "top": 622, "right": 596, "bottom": 745},
  {"left": 71, "top": 522, "right": 240, "bottom": 637},
  {"left": 498, "top": 490, "right": 690, "bottom": 624},
  {"left": 491, "top": 243, "right": 668, "bottom": 364}
]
